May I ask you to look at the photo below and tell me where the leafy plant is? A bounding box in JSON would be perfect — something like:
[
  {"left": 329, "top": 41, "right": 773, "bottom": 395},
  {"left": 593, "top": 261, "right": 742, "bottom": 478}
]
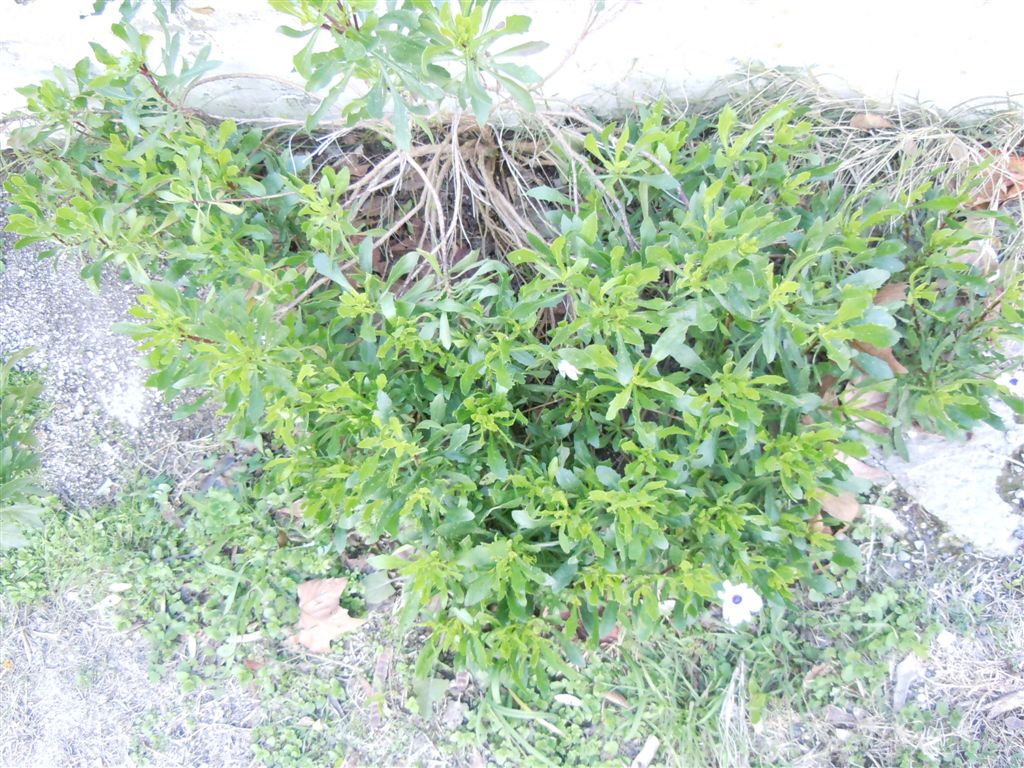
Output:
[
  {"left": 273, "top": 0, "right": 543, "bottom": 142},
  {"left": 0, "top": 350, "right": 47, "bottom": 549},
  {"left": 3, "top": 2, "right": 1022, "bottom": 701}
]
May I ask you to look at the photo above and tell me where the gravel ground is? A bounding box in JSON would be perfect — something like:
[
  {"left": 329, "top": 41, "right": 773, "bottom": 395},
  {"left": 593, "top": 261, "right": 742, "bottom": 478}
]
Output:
[{"left": 0, "top": 196, "right": 218, "bottom": 506}]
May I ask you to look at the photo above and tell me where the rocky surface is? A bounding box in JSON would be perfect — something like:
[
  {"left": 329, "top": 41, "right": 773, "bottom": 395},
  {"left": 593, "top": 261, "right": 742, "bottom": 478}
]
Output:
[{"left": 879, "top": 404, "right": 1024, "bottom": 557}]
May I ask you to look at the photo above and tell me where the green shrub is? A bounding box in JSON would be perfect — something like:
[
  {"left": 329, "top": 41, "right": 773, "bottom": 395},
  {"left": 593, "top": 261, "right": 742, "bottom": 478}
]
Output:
[
  {"left": 3, "top": 2, "right": 1021, "bottom": 694},
  {"left": 0, "top": 350, "right": 47, "bottom": 548}
]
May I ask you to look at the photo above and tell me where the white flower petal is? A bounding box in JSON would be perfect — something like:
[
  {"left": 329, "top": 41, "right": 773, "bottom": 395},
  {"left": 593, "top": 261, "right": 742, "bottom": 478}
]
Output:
[
  {"left": 557, "top": 360, "right": 580, "bottom": 381},
  {"left": 998, "top": 370, "right": 1023, "bottom": 395},
  {"left": 717, "top": 580, "right": 763, "bottom": 627},
  {"left": 722, "top": 604, "right": 753, "bottom": 627}
]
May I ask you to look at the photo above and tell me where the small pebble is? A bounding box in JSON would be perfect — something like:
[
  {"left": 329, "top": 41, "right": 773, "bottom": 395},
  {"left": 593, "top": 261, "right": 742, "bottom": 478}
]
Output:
[
  {"left": 897, "top": 551, "right": 912, "bottom": 563},
  {"left": 913, "top": 539, "right": 924, "bottom": 550}
]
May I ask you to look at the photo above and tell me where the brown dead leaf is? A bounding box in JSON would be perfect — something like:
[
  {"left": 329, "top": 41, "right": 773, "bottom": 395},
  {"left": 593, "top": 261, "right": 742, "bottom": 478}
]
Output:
[
  {"left": 289, "top": 577, "right": 366, "bottom": 653},
  {"left": 873, "top": 282, "right": 908, "bottom": 305},
  {"left": 851, "top": 342, "right": 909, "bottom": 376},
  {"left": 840, "top": 382, "right": 892, "bottom": 434},
  {"left": 276, "top": 499, "right": 305, "bottom": 522},
  {"left": 809, "top": 512, "right": 829, "bottom": 534},
  {"left": 850, "top": 113, "right": 894, "bottom": 131},
  {"left": 803, "top": 661, "right": 833, "bottom": 687},
  {"left": 372, "top": 648, "right": 393, "bottom": 691},
  {"left": 823, "top": 704, "right": 858, "bottom": 728},
  {"left": 837, "top": 452, "right": 891, "bottom": 485},
  {"left": 602, "top": 690, "right": 629, "bottom": 708},
  {"left": 968, "top": 151, "right": 1024, "bottom": 208},
  {"left": 819, "top": 491, "right": 860, "bottom": 523}
]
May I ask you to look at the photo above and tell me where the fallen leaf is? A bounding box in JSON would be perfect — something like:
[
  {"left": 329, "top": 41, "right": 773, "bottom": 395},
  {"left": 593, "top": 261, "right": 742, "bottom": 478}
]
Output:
[
  {"left": 803, "top": 662, "right": 833, "bottom": 687},
  {"left": 840, "top": 383, "right": 892, "bottom": 434},
  {"left": 837, "top": 452, "right": 891, "bottom": 485},
  {"left": 275, "top": 498, "right": 305, "bottom": 523},
  {"left": 892, "top": 653, "right": 924, "bottom": 709},
  {"left": 91, "top": 594, "right": 122, "bottom": 610},
  {"left": 819, "top": 491, "right": 860, "bottom": 523},
  {"left": 108, "top": 582, "right": 132, "bottom": 593},
  {"left": 189, "top": 5, "right": 215, "bottom": 13},
  {"left": 629, "top": 735, "right": 661, "bottom": 768},
  {"left": 851, "top": 341, "right": 909, "bottom": 376},
  {"left": 372, "top": 648, "right": 393, "bottom": 691},
  {"left": 873, "top": 282, "right": 908, "bottom": 305},
  {"left": 968, "top": 151, "right": 1024, "bottom": 209},
  {"left": 988, "top": 689, "right": 1024, "bottom": 718},
  {"left": 850, "top": 113, "right": 894, "bottom": 131},
  {"left": 823, "top": 704, "right": 858, "bottom": 728},
  {"left": 602, "top": 690, "right": 629, "bottom": 708},
  {"left": 289, "top": 577, "right": 366, "bottom": 653}
]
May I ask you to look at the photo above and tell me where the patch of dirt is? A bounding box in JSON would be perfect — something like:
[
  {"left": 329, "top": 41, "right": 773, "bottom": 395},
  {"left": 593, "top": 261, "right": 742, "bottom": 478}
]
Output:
[{"left": 0, "top": 595, "right": 259, "bottom": 768}]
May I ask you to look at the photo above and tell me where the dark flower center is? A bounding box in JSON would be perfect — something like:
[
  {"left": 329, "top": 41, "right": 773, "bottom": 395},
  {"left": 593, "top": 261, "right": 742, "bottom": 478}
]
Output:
[
  {"left": 732, "top": 594, "right": 743, "bottom": 604},
  {"left": 1010, "top": 377, "right": 1019, "bottom": 386}
]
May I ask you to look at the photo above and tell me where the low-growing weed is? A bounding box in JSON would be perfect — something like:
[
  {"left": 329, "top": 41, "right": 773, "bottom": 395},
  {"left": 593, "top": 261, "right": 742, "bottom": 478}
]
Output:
[{"left": 0, "top": 350, "right": 48, "bottom": 549}]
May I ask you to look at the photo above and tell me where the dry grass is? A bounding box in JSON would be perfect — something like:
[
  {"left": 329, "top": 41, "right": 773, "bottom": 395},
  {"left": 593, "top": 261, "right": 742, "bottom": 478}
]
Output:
[
  {"left": 722, "top": 66, "right": 1024, "bottom": 272},
  {"left": 751, "top": 527, "right": 1024, "bottom": 768},
  {"left": 0, "top": 594, "right": 259, "bottom": 768}
]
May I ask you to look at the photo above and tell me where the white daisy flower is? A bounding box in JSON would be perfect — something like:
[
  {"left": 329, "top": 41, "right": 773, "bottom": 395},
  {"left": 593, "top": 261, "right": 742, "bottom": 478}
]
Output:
[
  {"left": 557, "top": 360, "right": 580, "bottom": 381},
  {"left": 717, "top": 580, "right": 764, "bottom": 627}
]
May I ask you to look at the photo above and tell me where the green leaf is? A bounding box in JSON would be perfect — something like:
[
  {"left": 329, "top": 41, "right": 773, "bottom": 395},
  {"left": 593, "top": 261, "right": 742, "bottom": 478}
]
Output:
[
  {"left": 526, "top": 186, "right": 571, "bottom": 205},
  {"left": 312, "top": 252, "right": 352, "bottom": 291},
  {"left": 605, "top": 386, "right": 632, "bottom": 420},
  {"left": 392, "top": 94, "right": 411, "bottom": 150},
  {"left": 850, "top": 323, "right": 899, "bottom": 348},
  {"left": 439, "top": 312, "right": 452, "bottom": 349},
  {"left": 465, "top": 573, "right": 495, "bottom": 606}
]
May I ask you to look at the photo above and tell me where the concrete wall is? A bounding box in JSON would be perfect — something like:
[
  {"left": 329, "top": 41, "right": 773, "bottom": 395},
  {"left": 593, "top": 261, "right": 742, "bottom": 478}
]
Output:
[{"left": 2, "top": 0, "right": 1023, "bottom": 126}]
